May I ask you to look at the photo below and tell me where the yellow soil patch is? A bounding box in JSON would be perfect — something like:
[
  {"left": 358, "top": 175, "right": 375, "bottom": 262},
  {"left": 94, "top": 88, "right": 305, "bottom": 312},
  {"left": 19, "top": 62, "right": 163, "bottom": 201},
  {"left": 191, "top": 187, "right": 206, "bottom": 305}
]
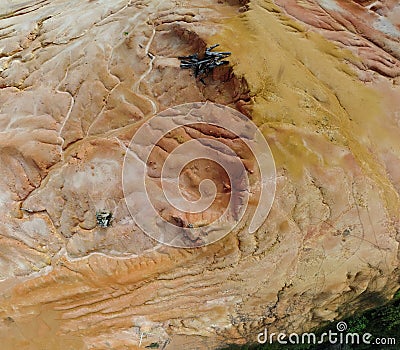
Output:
[{"left": 211, "top": 0, "right": 400, "bottom": 215}]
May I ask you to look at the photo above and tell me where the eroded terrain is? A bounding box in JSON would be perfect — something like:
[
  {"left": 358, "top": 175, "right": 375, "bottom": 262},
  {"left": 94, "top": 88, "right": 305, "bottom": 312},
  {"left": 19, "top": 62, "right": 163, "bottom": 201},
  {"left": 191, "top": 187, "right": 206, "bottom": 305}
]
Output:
[{"left": 0, "top": 0, "right": 399, "bottom": 349}]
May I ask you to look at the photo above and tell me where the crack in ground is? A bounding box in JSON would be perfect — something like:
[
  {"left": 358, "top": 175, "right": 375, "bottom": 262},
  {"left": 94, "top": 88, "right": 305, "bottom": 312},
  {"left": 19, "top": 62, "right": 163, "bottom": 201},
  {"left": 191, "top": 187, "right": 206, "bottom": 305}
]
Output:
[{"left": 56, "top": 53, "right": 75, "bottom": 159}]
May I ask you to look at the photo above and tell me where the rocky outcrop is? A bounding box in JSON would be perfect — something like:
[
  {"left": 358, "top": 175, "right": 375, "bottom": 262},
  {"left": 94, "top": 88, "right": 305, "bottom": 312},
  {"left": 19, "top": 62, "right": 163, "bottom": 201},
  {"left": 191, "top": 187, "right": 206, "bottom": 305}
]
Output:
[
  {"left": 0, "top": 0, "right": 399, "bottom": 349},
  {"left": 273, "top": 0, "right": 400, "bottom": 80}
]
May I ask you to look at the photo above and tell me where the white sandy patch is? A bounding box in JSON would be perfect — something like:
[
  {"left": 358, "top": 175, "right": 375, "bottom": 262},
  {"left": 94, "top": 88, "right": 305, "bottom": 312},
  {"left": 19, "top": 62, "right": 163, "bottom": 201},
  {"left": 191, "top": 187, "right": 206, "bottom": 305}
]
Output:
[
  {"left": 318, "top": 0, "right": 342, "bottom": 12},
  {"left": 374, "top": 16, "right": 400, "bottom": 38}
]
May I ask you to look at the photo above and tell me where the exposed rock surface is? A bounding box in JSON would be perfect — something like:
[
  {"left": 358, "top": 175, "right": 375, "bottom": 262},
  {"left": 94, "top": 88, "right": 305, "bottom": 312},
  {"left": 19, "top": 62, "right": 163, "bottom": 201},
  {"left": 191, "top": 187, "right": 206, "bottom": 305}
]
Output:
[{"left": 0, "top": 0, "right": 399, "bottom": 349}]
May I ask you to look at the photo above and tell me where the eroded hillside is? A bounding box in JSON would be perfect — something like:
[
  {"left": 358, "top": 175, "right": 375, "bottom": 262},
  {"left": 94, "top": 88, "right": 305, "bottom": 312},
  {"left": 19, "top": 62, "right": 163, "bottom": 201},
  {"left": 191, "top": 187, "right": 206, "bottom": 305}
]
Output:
[{"left": 0, "top": 0, "right": 399, "bottom": 349}]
